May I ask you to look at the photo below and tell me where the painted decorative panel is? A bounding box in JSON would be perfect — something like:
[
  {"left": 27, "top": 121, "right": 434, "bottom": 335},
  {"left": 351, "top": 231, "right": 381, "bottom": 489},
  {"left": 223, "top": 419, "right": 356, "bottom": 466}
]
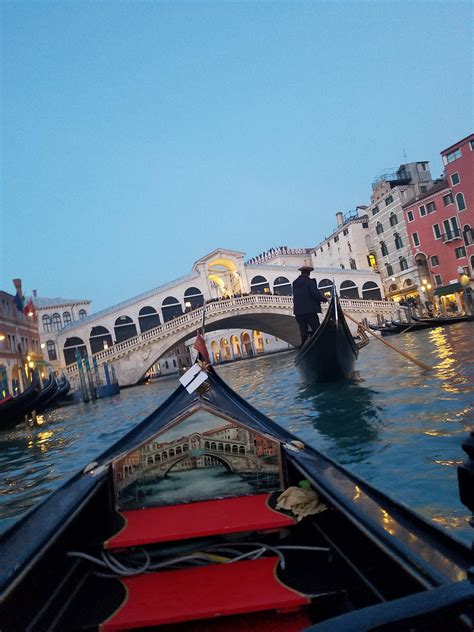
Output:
[{"left": 113, "top": 407, "right": 283, "bottom": 510}]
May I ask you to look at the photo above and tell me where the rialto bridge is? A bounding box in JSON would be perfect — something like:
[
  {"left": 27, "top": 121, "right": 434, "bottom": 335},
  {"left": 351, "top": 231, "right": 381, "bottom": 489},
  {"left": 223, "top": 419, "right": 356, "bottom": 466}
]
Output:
[{"left": 51, "top": 248, "right": 398, "bottom": 387}]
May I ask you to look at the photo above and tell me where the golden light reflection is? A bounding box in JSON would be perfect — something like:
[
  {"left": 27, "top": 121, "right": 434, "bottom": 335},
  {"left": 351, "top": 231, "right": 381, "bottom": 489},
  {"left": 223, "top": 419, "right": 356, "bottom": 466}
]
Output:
[
  {"left": 353, "top": 485, "right": 361, "bottom": 502},
  {"left": 433, "top": 459, "right": 463, "bottom": 467},
  {"left": 381, "top": 509, "right": 397, "bottom": 536},
  {"left": 432, "top": 515, "right": 468, "bottom": 530},
  {"left": 424, "top": 429, "right": 451, "bottom": 437}
]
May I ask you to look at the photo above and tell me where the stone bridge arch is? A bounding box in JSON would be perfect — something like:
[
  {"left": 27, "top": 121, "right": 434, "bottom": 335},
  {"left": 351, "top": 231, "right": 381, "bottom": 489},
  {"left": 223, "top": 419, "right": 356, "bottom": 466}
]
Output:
[
  {"left": 155, "top": 452, "right": 235, "bottom": 479},
  {"left": 64, "top": 294, "right": 397, "bottom": 387}
]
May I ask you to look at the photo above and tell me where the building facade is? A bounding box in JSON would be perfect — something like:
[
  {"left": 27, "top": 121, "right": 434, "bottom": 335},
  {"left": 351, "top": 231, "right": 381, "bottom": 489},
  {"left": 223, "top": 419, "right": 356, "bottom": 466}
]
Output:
[
  {"left": 312, "top": 209, "right": 375, "bottom": 273},
  {"left": 32, "top": 294, "right": 92, "bottom": 371},
  {"left": 402, "top": 134, "right": 474, "bottom": 312},
  {"left": 0, "top": 291, "right": 43, "bottom": 395},
  {"left": 365, "top": 162, "right": 434, "bottom": 302}
]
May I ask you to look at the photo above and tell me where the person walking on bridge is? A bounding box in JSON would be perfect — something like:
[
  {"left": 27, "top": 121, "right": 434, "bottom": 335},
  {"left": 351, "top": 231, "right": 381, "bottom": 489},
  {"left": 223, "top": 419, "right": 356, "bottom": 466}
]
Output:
[{"left": 292, "top": 264, "right": 328, "bottom": 346}]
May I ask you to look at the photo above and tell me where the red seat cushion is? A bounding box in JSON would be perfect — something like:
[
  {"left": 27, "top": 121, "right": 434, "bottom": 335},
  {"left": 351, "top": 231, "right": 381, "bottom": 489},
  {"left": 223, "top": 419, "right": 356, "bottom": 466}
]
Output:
[
  {"left": 105, "top": 493, "right": 295, "bottom": 550},
  {"left": 101, "top": 557, "right": 309, "bottom": 630}
]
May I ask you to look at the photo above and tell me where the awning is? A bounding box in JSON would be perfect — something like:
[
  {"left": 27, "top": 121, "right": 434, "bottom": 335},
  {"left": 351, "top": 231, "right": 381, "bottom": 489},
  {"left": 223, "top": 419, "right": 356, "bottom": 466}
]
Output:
[{"left": 434, "top": 282, "right": 463, "bottom": 297}]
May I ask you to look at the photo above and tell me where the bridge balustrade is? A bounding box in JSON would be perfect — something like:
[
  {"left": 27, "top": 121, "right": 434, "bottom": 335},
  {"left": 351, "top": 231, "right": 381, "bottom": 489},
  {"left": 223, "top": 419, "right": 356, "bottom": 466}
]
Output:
[{"left": 65, "top": 294, "right": 396, "bottom": 380}]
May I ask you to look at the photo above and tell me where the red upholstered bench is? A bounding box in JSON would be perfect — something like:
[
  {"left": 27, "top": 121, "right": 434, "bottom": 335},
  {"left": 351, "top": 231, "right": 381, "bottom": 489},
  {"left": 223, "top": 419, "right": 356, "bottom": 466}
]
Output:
[
  {"left": 105, "top": 493, "right": 295, "bottom": 550},
  {"left": 100, "top": 557, "right": 310, "bottom": 630}
]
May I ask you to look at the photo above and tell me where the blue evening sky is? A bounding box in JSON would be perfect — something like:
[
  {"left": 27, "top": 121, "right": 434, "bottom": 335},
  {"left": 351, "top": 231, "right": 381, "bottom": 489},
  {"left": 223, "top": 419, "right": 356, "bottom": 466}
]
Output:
[{"left": 1, "top": 1, "right": 472, "bottom": 311}]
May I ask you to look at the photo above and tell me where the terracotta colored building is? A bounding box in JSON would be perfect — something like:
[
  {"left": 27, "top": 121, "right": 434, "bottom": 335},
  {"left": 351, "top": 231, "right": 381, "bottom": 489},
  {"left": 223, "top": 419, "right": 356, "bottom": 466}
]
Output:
[{"left": 402, "top": 134, "right": 474, "bottom": 313}]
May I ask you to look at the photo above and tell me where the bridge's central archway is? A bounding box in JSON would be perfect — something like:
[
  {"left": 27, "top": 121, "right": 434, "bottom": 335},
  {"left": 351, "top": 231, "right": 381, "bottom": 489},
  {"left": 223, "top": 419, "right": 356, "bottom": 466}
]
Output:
[{"left": 207, "top": 257, "right": 244, "bottom": 299}]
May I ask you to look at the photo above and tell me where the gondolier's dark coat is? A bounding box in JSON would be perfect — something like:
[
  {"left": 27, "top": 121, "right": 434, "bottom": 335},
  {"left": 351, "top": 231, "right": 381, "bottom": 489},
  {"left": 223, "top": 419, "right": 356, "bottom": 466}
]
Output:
[{"left": 292, "top": 275, "right": 327, "bottom": 315}]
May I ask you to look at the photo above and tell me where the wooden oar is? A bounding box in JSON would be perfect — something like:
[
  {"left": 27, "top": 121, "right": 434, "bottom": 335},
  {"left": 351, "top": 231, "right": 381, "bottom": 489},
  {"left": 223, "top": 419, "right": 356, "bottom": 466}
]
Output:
[{"left": 343, "top": 311, "right": 433, "bottom": 371}]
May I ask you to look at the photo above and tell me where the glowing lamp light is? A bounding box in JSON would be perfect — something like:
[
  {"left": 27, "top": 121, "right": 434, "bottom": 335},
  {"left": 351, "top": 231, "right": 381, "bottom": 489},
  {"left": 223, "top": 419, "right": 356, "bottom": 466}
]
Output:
[
  {"left": 28, "top": 361, "right": 35, "bottom": 368},
  {"left": 103, "top": 342, "right": 109, "bottom": 351},
  {"left": 0, "top": 334, "right": 5, "bottom": 341},
  {"left": 460, "top": 274, "right": 470, "bottom": 287},
  {"left": 40, "top": 343, "right": 45, "bottom": 349}
]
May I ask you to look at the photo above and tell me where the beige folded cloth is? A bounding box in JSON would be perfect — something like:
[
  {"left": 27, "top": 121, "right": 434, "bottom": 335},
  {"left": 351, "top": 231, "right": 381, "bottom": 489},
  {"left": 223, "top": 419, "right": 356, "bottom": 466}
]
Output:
[{"left": 276, "top": 486, "right": 327, "bottom": 522}]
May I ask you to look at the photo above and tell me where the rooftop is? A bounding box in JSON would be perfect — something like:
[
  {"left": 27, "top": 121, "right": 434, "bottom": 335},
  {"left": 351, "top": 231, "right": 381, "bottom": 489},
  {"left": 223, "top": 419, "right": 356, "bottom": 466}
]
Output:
[{"left": 32, "top": 297, "right": 91, "bottom": 309}]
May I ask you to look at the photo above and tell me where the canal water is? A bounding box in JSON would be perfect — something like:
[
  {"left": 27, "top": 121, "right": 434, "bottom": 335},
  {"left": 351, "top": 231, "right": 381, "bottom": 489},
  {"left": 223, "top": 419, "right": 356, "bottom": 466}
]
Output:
[{"left": 0, "top": 322, "right": 473, "bottom": 544}]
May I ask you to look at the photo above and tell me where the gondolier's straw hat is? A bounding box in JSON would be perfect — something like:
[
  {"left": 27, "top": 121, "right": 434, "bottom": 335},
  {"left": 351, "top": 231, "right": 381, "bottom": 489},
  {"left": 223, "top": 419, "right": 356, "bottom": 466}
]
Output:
[{"left": 298, "top": 260, "right": 314, "bottom": 272}]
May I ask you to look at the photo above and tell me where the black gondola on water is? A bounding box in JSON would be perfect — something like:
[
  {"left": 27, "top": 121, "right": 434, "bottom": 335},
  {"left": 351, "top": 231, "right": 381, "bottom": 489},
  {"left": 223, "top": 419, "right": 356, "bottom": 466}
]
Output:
[{"left": 295, "top": 287, "right": 363, "bottom": 382}]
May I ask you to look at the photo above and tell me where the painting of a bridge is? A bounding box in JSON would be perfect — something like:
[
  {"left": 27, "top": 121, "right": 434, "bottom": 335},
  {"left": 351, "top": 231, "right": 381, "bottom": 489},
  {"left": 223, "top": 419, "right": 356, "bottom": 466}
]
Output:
[{"left": 113, "top": 408, "right": 283, "bottom": 510}]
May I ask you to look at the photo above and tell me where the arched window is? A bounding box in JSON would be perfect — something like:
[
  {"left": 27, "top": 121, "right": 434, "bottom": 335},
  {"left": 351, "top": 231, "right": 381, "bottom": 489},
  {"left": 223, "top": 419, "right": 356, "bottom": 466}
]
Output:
[
  {"left": 394, "top": 233, "right": 403, "bottom": 249},
  {"left": 339, "top": 280, "right": 359, "bottom": 299},
  {"left": 162, "top": 296, "right": 183, "bottom": 322},
  {"left": 376, "top": 221, "right": 384, "bottom": 235},
  {"left": 273, "top": 276, "right": 292, "bottom": 296},
  {"left": 63, "top": 337, "right": 87, "bottom": 366},
  {"left": 63, "top": 311, "right": 72, "bottom": 326},
  {"left": 318, "top": 279, "right": 333, "bottom": 291},
  {"left": 46, "top": 340, "right": 57, "bottom": 361},
  {"left": 52, "top": 313, "right": 62, "bottom": 331},
  {"left": 138, "top": 306, "right": 161, "bottom": 332},
  {"left": 362, "top": 281, "right": 382, "bottom": 300},
  {"left": 380, "top": 241, "right": 388, "bottom": 256},
  {"left": 456, "top": 192, "right": 466, "bottom": 212},
  {"left": 114, "top": 315, "right": 138, "bottom": 343},
  {"left": 184, "top": 287, "right": 204, "bottom": 310},
  {"left": 78, "top": 309, "right": 87, "bottom": 320},
  {"left": 89, "top": 326, "right": 113, "bottom": 353},
  {"left": 42, "top": 314, "right": 52, "bottom": 333},
  {"left": 385, "top": 263, "right": 393, "bottom": 276},
  {"left": 403, "top": 278, "right": 413, "bottom": 287},
  {"left": 399, "top": 258, "right": 408, "bottom": 271},
  {"left": 389, "top": 213, "right": 398, "bottom": 227},
  {"left": 250, "top": 275, "right": 270, "bottom": 294},
  {"left": 463, "top": 225, "right": 473, "bottom": 247},
  {"left": 389, "top": 283, "right": 398, "bottom": 292}
]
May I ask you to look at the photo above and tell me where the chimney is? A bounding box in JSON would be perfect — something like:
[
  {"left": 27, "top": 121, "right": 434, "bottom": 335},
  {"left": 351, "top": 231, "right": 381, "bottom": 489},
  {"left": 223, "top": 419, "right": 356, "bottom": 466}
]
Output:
[{"left": 336, "top": 212, "right": 344, "bottom": 227}]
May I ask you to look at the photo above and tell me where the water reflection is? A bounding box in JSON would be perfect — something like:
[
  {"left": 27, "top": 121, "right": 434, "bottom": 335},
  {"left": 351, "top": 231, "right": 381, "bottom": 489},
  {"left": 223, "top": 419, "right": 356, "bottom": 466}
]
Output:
[{"left": 295, "top": 378, "right": 382, "bottom": 464}]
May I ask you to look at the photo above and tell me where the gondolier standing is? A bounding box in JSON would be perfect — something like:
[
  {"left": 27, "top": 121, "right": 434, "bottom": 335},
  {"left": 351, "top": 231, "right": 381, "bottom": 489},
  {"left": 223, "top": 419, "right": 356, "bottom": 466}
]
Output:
[{"left": 292, "top": 264, "right": 328, "bottom": 346}]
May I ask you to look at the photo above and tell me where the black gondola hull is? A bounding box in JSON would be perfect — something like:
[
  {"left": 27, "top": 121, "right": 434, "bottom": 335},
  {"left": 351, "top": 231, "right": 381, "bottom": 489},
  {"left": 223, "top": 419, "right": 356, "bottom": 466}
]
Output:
[{"left": 295, "top": 292, "right": 359, "bottom": 381}]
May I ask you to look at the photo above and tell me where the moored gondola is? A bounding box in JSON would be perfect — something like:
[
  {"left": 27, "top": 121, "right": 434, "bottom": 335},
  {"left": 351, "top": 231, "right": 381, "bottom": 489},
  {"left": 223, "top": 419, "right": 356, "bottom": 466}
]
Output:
[
  {"left": 33, "top": 373, "right": 59, "bottom": 413},
  {"left": 0, "top": 372, "right": 41, "bottom": 431},
  {"left": 295, "top": 288, "right": 360, "bottom": 381},
  {"left": 411, "top": 313, "right": 473, "bottom": 326},
  {"left": 1, "top": 365, "right": 472, "bottom": 631}
]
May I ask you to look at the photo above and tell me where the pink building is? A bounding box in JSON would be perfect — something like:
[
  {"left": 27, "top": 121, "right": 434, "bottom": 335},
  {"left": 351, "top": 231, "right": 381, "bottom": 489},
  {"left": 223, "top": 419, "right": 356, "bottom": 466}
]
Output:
[{"left": 402, "top": 134, "right": 473, "bottom": 313}]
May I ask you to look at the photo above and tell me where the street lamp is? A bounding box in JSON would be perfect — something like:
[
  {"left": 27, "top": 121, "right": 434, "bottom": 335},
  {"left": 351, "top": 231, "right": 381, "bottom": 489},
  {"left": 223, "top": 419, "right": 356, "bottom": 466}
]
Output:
[
  {"left": 185, "top": 301, "right": 192, "bottom": 313},
  {"left": 103, "top": 341, "right": 109, "bottom": 351}
]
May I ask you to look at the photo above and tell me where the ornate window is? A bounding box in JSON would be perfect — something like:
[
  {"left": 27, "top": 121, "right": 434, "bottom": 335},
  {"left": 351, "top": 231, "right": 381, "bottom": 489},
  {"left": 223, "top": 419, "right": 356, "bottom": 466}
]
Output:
[
  {"left": 46, "top": 340, "right": 57, "bottom": 361},
  {"left": 114, "top": 315, "right": 138, "bottom": 342},
  {"left": 399, "top": 258, "right": 408, "bottom": 271},
  {"left": 79, "top": 309, "right": 87, "bottom": 320},
  {"left": 63, "top": 311, "right": 72, "bottom": 326},
  {"left": 250, "top": 275, "right": 270, "bottom": 294},
  {"left": 90, "top": 326, "right": 113, "bottom": 353},
  {"left": 362, "top": 282, "right": 382, "bottom": 300},
  {"left": 376, "top": 221, "right": 384, "bottom": 235},
  {"left": 138, "top": 306, "right": 161, "bottom": 332},
  {"left": 380, "top": 241, "right": 388, "bottom": 257},
  {"left": 389, "top": 213, "right": 398, "bottom": 226},
  {"left": 184, "top": 287, "right": 204, "bottom": 310},
  {"left": 42, "top": 314, "right": 52, "bottom": 333},
  {"left": 394, "top": 233, "right": 403, "bottom": 249},
  {"left": 273, "top": 276, "right": 292, "bottom": 296},
  {"left": 52, "top": 313, "right": 62, "bottom": 331},
  {"left": 162, "top": 297, "right": 183, "bottom": 322},
  {"left": 456, "top": 193, "right": 466, "bottom": 212},
  {"left": 63, "top": 337, "right": 87, "bottom": 366}
]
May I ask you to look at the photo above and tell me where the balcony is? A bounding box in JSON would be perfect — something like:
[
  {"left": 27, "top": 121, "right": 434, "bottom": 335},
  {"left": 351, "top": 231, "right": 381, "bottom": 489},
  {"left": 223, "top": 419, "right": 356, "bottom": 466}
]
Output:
[{"left": 442, "top": 228, "right": 462, "bottom": 243}]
